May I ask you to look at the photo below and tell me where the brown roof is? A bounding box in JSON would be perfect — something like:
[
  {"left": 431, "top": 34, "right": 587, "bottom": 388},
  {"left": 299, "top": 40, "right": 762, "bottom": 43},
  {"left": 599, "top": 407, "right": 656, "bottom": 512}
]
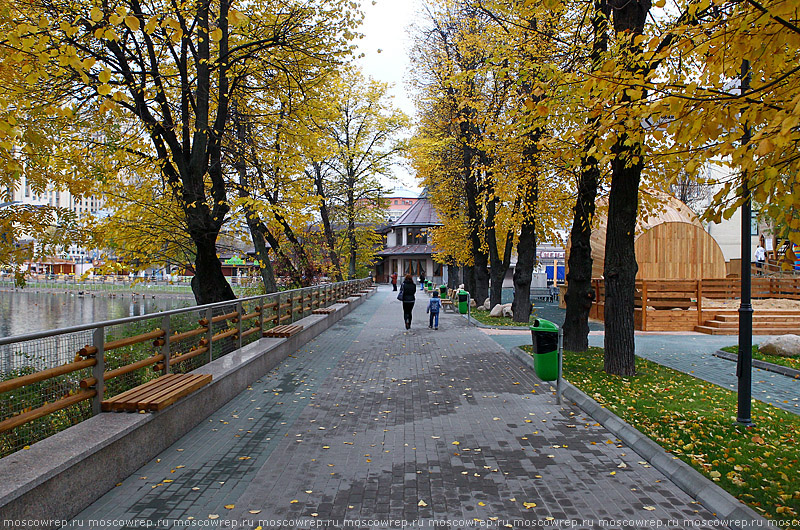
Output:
[{"left": 392, "top": 198, "right": 440, "bottom": 227}]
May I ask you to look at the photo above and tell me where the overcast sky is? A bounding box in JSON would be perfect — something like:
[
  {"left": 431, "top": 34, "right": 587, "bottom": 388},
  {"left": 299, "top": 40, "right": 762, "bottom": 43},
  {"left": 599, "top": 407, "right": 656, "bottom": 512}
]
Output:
[{"left": 354, "top": 0, "right": 425, "bottom": 192}]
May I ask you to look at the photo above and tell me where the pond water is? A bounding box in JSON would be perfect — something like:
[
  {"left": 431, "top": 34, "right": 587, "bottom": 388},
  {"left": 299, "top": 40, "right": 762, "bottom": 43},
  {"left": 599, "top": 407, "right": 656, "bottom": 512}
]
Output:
[{"left": 0, "top": 290, "right": 194, "bottom": 339}]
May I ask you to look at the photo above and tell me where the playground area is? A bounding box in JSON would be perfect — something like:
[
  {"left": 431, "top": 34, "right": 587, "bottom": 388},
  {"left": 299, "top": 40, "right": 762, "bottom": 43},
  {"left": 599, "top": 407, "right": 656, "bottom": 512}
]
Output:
[{"left": 587, "top": 277, "right": 800, "bottom": 334}]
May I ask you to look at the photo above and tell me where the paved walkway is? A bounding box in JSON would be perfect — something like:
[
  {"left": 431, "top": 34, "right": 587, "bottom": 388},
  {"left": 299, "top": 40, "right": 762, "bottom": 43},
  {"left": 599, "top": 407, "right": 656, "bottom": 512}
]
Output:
[
  {"left": 484, "top": 327, "right": 799, "bottom": 415},
  {"left": 74, "top": 288, "right": 722, "bottom": 528}
]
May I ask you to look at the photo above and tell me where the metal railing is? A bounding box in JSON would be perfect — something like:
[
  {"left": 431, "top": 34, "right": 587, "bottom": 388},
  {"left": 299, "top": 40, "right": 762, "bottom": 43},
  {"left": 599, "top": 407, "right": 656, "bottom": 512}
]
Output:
[{"left": 0, "top": 277, "right": 372, "bottom": 458}]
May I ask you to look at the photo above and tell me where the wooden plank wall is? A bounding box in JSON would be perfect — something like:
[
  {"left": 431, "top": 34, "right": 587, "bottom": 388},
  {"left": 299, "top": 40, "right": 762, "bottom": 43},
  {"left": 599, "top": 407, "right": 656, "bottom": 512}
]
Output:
[
  {"left": 635, "top": 223, "right": 726, "bottom": 280},
  {"left": 590, "top": 277, "right": 800, "bottom": 331}
]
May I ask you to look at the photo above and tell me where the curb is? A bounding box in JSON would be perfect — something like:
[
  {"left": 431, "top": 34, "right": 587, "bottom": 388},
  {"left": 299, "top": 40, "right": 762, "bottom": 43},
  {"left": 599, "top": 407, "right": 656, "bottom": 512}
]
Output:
[
  {"left": 713, "top": 349, "right": 800, "bottom": 379},
  {"left": 508, "top": 346, "right": 766, "bottom": 529}
]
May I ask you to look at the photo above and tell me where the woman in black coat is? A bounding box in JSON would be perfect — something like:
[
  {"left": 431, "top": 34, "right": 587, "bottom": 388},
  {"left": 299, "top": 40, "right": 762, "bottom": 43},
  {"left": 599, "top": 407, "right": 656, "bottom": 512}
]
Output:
[{"left": 398, "top": 274, "right": 416, "bottom": 329}]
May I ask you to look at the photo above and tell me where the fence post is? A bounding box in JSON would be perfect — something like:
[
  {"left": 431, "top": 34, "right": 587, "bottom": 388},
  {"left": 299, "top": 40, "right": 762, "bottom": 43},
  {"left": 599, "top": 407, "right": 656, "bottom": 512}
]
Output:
[
  {"left": 259, "top": 296, "right": 265, "bottom": 335},
  {"left": 697, "top": 280, "right": 704, "bottom": 325},
  {"left": 289, "top": 291, "right": 294, "bottom": 324},
  {"left": 91, "top": 326, "right": 105, "bottom": 416},
  {"left": 237, "top": 301, "right": 243, "bottom": 350},
  {"left": 641, "top": 281, "right": 648, "bottom": 331},
  {"left": 206, "top": 307, "right": 214, "bottom": 363},
  {"left": 161, "top": 314, "right": 171, "bottom": 375}
]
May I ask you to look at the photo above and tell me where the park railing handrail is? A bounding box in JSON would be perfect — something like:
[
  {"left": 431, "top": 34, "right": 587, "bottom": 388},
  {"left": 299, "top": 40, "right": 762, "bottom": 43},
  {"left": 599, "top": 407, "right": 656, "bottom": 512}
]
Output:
[{"left": 0, "top": 277, "right": 372, "bottom": 457}]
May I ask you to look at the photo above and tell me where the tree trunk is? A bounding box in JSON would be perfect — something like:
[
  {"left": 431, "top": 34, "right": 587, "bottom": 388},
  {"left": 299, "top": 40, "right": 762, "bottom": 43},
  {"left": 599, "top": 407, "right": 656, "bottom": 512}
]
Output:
[
  {"left": 447, "top": 264, "right": 459, "bottom": 289},
  {"left": 465, "top": 170, "right": 489, "bottom": 304},
  {"left": 485, "top": 184, "right": 515, "bottom": 309},
  {"left": 603, "top": 147, "right": 640, "bottom": 375},
  {"left": 473, "top": 252, "right": 490, "bottom": 306},
  {"left": 463, "top": 264, "right": 476, "bottom": 297},
  {"left": 232, "top": 109, "right": 277, "bottom": 294},
  {"left": 245, "top": 213, "right": 278, "bottom": 294},
  {"left": 563, "top": 0, "right": 608, "bottom": 353},
  {"left": 190, "top": 231, "right": 235, "bottom": 305},
  {"left": 603, "top": 0, "right": 649, "bottom": 376},
  {"left": 512, "top": 178, "right": 537, "bottom": 323},
  {"left": 346, "top": 177, "right": 357, "bottom": 279},
  {"left": 311, "top": 163, "right": 344, "bottom": 282},
  {"left": 562, "top": 169, "right": 597, "bottom": 351},
  {"left": 512, "top": 222, "right": 536, "bottom": 323}
]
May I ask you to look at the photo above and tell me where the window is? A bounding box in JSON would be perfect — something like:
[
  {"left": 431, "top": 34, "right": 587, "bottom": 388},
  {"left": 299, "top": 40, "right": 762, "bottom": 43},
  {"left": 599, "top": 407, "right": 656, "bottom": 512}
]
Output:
[
  {"left": 751, "top": 211, "right": 759, "bottom": 236},
  {"left": 406, "top": 227, "right": 428, "bottom": 245},
  {"left": 404, "top": 260, "right": 426, "bottom": 277},
  {"left": 394, "top": 200, "right": 398, "bottom": 204}
]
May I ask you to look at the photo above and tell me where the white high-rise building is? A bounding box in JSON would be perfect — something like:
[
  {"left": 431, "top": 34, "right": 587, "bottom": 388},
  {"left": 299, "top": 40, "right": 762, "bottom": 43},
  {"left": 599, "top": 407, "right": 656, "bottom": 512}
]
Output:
[{"left": 8, "top": 176, "right": 107, "bottom": 263}]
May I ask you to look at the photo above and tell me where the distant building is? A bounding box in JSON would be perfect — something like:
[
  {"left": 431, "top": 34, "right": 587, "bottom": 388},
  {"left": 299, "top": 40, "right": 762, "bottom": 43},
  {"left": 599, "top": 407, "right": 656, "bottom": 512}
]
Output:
[
  {"left": 374, "top": 192, "right": 442, "bottom": 284},
  {"left": 384, "top": 187, "right": 420, "bottom": 222},
  {"left": 8, "top": 176, "right": 107, "bottom": 264}
]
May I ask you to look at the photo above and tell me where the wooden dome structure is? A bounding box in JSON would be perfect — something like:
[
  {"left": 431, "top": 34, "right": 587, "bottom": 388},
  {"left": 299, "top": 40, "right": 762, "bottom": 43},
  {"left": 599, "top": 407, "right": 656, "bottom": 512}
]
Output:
[{"left": 567, "top": 189, "right": 726, "bottom": 280}]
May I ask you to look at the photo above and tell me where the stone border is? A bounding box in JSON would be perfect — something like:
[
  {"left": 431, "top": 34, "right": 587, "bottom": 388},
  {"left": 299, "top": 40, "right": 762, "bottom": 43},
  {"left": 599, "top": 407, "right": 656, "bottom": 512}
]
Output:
[
  {"left": 461, "top": 313, "right": 532, "bottom": 331},
  {"left": 713, "top": 349, "right": 800, "bottom": 379},
  {"left": 508, "top": 346, "right": 766, "bottom": 529},
  {"left": 0, "top": 291, "right": 374, "bottom": 525}
]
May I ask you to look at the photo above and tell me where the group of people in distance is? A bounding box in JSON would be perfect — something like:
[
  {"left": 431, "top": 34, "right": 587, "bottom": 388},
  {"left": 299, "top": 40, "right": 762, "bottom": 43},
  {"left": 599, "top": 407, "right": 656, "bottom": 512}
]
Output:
[{"left": 390, "top": 272, "right": 441, "bottom": 330}]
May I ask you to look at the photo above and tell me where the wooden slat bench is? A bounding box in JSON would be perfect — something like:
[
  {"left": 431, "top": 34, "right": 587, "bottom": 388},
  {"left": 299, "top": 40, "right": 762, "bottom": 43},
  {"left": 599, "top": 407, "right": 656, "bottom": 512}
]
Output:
[
  {"left": 337, "top": 298, "right": 352, "bottom": 304},
  {"left": 102, "top": 373, "right": 212, "bottom": 412},
  {"left": 263, "top": 324, "right": 304, "bottom": 338},
  {"left": 441, "top": 298, "right": 456, "bottom": 312},
  {"left": 312, "top": 307, "right": 336, "bottom": 314}
]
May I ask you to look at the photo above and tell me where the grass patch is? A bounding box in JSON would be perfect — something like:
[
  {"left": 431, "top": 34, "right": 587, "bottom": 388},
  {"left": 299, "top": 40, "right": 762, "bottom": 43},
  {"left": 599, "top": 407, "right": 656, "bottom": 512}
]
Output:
[
  {"left": 521, "top": 345, "right": 800, "bottom": 525},
  {"left": 721, "top": 345, "right": 800, "bottom": 372},
  {"left": 469, "top": 308, "right": 537, "bottom": 327}
]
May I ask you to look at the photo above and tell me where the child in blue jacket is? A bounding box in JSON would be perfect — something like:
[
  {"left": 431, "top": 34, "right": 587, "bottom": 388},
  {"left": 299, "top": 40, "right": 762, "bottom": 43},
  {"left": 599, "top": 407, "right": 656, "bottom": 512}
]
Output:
[{"left": 427, "top": 291, "right": 442, "bottom": 329}]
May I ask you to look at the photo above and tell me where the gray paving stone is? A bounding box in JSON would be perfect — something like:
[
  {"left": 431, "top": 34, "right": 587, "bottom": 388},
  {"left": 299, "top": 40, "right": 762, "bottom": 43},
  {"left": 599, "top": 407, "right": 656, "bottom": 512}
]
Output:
[{"left": 72, "top": 288, "right": 730, "bottom": 528}]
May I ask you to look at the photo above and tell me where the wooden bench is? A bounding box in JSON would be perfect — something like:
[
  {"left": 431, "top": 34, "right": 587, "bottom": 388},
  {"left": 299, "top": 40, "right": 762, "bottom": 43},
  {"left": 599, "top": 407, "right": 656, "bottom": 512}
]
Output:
[
  {"left": 441, "top": 288, "right": 457, "bottom": 312},
  {"left": 102, "top": 373, "right": 212, "bottom": 412},
  {"left": 312, "top": 307, "right": 336, "bottom": 314},
  {"left": 337, "top": 298, "right": 352, "bottom": 304},
  {"left": 263, "top": 324, "right": 304, "bottom": 338}
]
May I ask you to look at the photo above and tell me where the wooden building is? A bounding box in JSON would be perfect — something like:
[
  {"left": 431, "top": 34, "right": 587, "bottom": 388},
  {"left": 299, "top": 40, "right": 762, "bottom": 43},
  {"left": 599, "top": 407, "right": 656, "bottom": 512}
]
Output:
[{"left": 567, "top": 189, "right": 726, "bottom": 280}]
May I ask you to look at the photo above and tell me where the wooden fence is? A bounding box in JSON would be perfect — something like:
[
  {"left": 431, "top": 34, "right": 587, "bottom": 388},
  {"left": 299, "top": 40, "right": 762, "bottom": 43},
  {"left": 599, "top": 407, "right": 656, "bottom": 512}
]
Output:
[
  {"left": 0, "top": 278, "right": 372, "bottom": 457},
  {"left": 589, "top": 277, "right": 800, "bottom": 331}
]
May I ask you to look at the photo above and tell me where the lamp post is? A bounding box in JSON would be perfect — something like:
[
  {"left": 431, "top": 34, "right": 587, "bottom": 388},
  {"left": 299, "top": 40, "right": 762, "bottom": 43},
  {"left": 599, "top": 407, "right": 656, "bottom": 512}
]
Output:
[{"left": 736, "top": 59, "right": 754, "bottom": 426}]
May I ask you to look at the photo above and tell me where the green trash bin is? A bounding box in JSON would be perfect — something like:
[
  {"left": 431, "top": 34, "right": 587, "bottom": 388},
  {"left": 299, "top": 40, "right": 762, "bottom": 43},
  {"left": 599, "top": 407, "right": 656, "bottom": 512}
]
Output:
[
  {"left": 439, "top": 284, "right": 447, "bottom": 298},
  {"left": 458, "top": 289, "right": 469, "bottom": 314},
  {"left": 530, "top": 319, "right": 559, "bottom": 381}
]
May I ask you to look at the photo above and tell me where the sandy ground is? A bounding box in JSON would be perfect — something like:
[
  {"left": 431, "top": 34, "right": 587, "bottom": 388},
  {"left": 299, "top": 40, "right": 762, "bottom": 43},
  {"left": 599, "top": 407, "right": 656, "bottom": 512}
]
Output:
[{"left": 702, "top": 297, "right": 800, "bottom": 310}]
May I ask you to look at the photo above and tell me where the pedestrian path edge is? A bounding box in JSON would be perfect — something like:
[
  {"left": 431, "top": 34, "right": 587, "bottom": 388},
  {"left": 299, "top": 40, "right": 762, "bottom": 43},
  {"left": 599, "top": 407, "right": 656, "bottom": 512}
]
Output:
[
  {"left": 509, "top": 346, "right": 766, "bottom": 529},
  {"left": 713, "top": 349, "right": 800, "bottom": 379}
]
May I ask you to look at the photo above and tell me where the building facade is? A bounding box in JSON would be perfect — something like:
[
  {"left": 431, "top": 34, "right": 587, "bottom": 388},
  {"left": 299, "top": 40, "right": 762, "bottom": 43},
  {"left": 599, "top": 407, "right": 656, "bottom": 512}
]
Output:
[{"left": 374, "top": 194, "right": 442, "bottom": 285}]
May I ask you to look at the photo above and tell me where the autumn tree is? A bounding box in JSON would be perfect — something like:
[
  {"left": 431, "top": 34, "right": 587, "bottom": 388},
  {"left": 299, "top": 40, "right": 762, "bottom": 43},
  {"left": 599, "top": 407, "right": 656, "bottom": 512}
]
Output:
[
  {"left": 312, "top": 69, "right": 408, "bottom": 279},
  {"left": 3, "top": 0, "right": 361, "bottom": 304},
  {"left": 562, "top": 0, "right": 610, "bottom": 351}
]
